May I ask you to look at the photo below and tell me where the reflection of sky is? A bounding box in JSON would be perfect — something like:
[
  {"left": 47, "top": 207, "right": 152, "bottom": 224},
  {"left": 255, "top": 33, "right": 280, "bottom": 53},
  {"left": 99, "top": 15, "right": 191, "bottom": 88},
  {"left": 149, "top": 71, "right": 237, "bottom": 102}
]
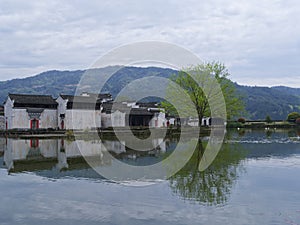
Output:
[{"left": 0, "top": 160, "right": 300, "bottom": 225}]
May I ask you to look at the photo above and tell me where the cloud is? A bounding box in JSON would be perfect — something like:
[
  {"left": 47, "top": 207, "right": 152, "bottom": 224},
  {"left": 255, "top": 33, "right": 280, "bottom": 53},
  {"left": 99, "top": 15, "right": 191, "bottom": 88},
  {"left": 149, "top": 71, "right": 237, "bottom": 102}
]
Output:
[{"left": 0, "top": 0, "right": 299, "bottom": 86}]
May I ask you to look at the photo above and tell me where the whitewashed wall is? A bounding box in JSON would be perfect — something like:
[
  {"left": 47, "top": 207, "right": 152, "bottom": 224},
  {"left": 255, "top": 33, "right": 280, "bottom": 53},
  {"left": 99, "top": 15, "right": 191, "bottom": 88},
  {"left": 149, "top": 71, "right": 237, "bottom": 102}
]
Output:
[
  {"left": 39, "top": 109, "right": 58, "bottom": 129},
  {"left": 111, "top": 110, "right": 126, "bottom": 127},
  {"left": 0, "top": 116, "right": 5, "bottom": 130},
  {"left": 11, "top": 109, "right": 30, "bottom": 129},
  {"left": 66, "top": 109, "right": 101, "bottom": 130},
  {"left": 149, "top": 112, "right": 166, "bottom": 128},
  {"left": 4, "top": 98, "right": 14, "bottom": 129},
  {"left": 101, "top": 111, "right": 126, "bottom": 128}
]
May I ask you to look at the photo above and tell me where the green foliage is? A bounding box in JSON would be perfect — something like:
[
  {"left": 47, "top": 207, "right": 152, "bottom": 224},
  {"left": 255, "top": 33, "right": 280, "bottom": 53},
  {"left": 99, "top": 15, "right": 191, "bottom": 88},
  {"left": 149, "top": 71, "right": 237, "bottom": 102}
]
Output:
[
  {"left": 237, "top": 117, "right": 246, "bottom": 124},
  {"left": 287, "top": 112, "right": 300, "bottom": 122},
  {"left": 162, "top": 62, "right": 245, "bottom": 123},
  {"left": 265, "top": 115, "right": 272, "bottom": 124}
]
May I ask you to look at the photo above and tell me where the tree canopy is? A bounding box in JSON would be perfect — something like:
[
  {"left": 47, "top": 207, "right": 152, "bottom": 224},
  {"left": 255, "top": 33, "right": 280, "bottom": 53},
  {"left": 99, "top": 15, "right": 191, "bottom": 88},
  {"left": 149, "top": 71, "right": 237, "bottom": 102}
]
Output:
[
  {"left": 287, "top": 112, "right": 300, "bottom": 122},
  {"left": 162, "top": 62, "right": 245, "bottom": 125}
]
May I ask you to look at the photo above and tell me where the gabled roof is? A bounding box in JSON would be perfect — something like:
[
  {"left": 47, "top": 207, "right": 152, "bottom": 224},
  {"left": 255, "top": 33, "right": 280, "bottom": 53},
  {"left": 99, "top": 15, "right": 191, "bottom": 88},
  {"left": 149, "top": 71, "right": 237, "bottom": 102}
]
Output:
[
  {"left": 60, "top": 95, "right": 100, "bottom": 104},
  {"left": 60, "top": 93, "right": 112, "bottom": 104},
  {"left": 129, "top": 108, "right": 154, "bottom": 116},
  {"left": 136, "top": 102, "right": 159, "bottom": 108},
  {"left": 8, "top": 94, "right": 57, "bottom": 106},
  {"left": 101, "top": 102, "right": 129, "bottom": 113}
]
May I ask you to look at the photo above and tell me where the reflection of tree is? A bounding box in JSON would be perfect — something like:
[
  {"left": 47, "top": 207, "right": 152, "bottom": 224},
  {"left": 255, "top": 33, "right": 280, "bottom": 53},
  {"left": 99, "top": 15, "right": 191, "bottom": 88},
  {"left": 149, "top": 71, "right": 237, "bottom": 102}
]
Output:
[{"left": 168, "top": 139, "right": 246, "bottom": 206}]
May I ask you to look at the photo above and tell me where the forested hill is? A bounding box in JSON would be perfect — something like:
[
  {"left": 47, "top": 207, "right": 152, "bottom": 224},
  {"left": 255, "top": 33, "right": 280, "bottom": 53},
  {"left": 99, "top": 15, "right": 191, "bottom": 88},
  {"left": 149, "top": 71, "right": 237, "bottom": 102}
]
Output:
[{"left": 1, "top": 66, "right": 300, "bottom": 120}]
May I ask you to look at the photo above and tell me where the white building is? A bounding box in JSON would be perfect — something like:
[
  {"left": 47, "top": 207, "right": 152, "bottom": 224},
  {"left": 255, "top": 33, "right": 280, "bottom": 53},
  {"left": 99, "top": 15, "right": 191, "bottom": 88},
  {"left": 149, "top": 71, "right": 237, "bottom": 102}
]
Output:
[
  {"left": 4, "top": 94, "right": 58, "bottom": 130},
  {"left": 56, "top": 94, "right": 106, "bottom": 130},
  {"left": 4, "top": 93, "right": 167, "bottom": 130}
]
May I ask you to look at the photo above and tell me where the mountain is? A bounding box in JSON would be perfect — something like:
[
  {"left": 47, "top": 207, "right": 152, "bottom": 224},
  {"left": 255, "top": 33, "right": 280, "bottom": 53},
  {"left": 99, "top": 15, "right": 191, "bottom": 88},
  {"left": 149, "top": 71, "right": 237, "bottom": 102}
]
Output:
[
  {"left": 236, "top": 85, "right": 300, "bottom": 120},
  {"left": 0, "top": 66, "right": 299, "bottom": 120}
]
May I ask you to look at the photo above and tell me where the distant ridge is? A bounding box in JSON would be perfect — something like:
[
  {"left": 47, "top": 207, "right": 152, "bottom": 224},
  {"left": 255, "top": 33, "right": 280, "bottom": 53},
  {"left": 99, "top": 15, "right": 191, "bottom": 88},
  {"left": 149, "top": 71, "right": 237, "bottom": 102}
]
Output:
[{"left": 1, "top": 66, "right": 300, "bottom": 120}]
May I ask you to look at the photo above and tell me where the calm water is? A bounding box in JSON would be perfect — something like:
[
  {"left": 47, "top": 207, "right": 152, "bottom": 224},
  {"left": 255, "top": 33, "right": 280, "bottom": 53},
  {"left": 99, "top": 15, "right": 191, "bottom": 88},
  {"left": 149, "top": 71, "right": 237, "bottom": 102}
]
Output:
[{"left": 0, "top": 129, "right": 300, "bottom": 225}]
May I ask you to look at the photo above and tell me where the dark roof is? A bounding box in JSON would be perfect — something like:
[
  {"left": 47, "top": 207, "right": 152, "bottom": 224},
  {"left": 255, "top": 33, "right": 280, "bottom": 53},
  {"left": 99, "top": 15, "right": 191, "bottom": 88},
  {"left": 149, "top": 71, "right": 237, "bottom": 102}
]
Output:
[
  {"left": 129, "top": 108, "right": 154, "bottom": 116},
  {"left": 9, "top": 94, "right": 57, "bottom": 106},
  {"left": 136, "top": 102, "right": 159, "bottom": 108},
  {"left": 60, "top": 95, "right": 100, "bottom": 103},
  {"left": 101, "top": 102, "right": 130, "bottom": 113},
  {"left": 60, "top": 93, "right": 112, "bottom": 104}
]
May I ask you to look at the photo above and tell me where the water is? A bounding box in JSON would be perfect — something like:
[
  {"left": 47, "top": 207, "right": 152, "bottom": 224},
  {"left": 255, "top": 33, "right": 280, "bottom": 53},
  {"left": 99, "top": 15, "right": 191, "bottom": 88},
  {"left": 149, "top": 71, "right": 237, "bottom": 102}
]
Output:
[{"left": 0, "top": 129, "right": 300, "bottom": 225}]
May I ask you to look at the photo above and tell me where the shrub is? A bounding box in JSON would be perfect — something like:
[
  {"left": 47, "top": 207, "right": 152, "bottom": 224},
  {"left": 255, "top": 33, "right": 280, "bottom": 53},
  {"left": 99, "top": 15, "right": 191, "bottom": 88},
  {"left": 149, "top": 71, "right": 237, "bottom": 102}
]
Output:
[
  {"left": 237, "top": 117, "right": 246, "bottom": 124},
  {"left": 265, "top": 115, "right": 272, "bottom": 124},
  {"left": 287, "top": 112, "right": 300, "bottom": 122}
]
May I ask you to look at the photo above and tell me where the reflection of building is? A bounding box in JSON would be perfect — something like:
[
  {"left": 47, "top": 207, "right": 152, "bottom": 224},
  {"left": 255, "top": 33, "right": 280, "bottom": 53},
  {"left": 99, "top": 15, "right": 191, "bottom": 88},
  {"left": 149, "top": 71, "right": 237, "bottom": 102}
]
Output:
[
  {"left": 173, "top": 117, "right": 220, "bottom": 127},
  {"left": 3, "top": 137, "right": 169, "bottom": 173},
  {"left": 3, "top": 93, "right": 166, "bottom": 130}
]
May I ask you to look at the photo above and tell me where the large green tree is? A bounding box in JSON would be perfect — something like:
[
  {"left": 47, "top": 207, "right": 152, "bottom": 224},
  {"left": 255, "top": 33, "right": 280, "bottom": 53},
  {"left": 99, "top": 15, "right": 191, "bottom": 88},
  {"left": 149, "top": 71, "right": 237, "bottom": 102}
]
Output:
[{"left": 162, "top": 62, "right": 245, "bottom": 126}]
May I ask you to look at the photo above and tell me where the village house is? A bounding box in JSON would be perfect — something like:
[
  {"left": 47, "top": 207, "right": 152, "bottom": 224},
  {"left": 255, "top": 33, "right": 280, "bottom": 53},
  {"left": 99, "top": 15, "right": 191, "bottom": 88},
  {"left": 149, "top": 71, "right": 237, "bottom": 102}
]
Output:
[
  {"left": 4, "top": 94, "right": 58, "bottom": 130},
  {"left": 101, "top": 101, "right": 166, "bottom": 128},
  {"left": 56, "top": 93, "right": 112, "bottom": 130},
  {"left": 3, "top": 93, "right": 167, "bottom": 130}
]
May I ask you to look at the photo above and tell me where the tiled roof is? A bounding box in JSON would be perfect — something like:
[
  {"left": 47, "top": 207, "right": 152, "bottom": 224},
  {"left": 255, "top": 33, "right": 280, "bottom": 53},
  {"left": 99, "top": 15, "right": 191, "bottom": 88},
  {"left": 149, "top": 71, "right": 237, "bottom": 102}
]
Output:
[
  {"left": 101, "top": 102, "right": 129, "bottom": 113},
  {"left": 60, "top": 95, "right": 100, "bottom": 103},
  {"left": 60, "top": 93, "right": 112, "bottom": 104},
  {"left": 9, "top": 94, "right": 57, "bottom": 106},
  {"left": 137, "top": 102, "right": 159, "bottom": 108},
  {"left": 129, "top": 108, "right": 154, "bottom": 116}
]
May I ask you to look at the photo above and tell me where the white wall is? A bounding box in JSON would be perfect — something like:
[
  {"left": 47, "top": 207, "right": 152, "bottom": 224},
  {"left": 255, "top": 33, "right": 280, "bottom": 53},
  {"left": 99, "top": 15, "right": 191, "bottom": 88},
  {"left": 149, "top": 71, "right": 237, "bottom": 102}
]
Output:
[
  {"left": 101, "top": 111, "right": 126, "bottom": 128},
  {"left": 149, "top": 112, "right": 166, "bottom": 128},
  {"left": 39, "top": 109, "right": 58, "bottom": 129},
  {"left": 12, "top": 109, "right": 30, "bottom": 129},
  {"left": 0, "top": 116, "right": 5, "bottom": 130},
  {"left": 4, "top": 97, "right": 13, "bottom": 129},
  {"left": 111, "top": 110, "right": 126, "bottom": 127},
  {"left": 66, "top": 109, "right": 101, "bottom": 130}
]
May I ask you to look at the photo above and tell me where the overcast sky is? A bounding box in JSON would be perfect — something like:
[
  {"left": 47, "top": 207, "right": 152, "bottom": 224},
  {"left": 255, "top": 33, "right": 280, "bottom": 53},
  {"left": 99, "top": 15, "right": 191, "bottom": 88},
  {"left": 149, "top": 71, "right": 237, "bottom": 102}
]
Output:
[{"left": 0, "top": 0, "right": 299, "bottom": 87}]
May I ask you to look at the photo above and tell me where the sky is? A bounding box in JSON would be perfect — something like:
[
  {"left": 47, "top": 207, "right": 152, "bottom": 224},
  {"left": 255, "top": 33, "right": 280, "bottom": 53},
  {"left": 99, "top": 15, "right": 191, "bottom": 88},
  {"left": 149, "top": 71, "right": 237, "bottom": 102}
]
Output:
[{"left": 0, "top": 0, "right": 300, "bottom": 87}]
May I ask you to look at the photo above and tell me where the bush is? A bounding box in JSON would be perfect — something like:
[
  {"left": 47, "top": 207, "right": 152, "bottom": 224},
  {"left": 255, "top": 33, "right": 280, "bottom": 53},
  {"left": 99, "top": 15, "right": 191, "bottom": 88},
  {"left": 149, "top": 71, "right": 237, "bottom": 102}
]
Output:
[
  {"left": 237, "top": 117, "right": 246, "bottom": 124},
  {"left": 265, "top": 115, "right": 272, "bottom": 124},
  {"left": 287, "top": 112, "right": 300, "bottom": 122}
]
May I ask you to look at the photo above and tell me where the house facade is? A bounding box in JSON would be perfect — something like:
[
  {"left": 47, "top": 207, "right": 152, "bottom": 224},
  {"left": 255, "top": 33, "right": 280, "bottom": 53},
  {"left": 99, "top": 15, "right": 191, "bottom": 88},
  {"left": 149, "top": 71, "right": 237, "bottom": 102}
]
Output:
[
  {"left": 56, "top": 94, "right": 106, "bottom": 130},
  {"left": 4, "top": 94, "right": 58, "bottom": 130},
  {"left": 3, "top": 93, "right": 167, "bottom": 130}
]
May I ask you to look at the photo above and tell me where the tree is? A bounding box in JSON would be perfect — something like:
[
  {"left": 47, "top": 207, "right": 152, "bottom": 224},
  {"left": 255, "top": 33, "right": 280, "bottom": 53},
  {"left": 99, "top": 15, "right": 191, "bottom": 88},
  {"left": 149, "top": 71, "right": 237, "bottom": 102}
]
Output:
[
  {"left": 161, "top": 62, "right": 245, "bottom": 126},
  {"left": 237, "top": 117, "right": 246, "bottom": 124},
  {"left": 265, "top": 115, "right": 272, "bottom": 124},
  {"left": 287, "top": 112, "right": 300, "bottom": 122}
]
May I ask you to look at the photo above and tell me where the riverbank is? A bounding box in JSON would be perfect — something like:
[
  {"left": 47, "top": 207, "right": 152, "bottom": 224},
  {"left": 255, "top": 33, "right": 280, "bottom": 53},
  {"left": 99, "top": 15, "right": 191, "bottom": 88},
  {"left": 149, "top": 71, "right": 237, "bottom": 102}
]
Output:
[
  {"left": 227, "top": 120, "right": 299, "bottom": 129},
  {"left": 1, "top": 122, "right": 298, "bottom": 139}
]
